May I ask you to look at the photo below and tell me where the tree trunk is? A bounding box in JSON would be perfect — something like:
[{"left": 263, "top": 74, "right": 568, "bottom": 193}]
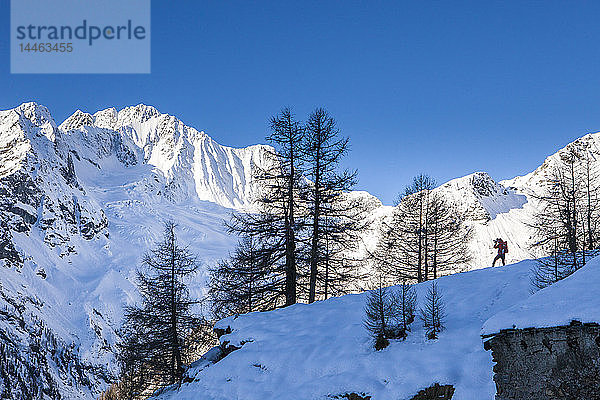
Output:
[
  {"left": 285, "top": 147, "right": 297, "bottom": 306},
  {"left": 169, "top": 227, "right": 181, "bottom": 384},
  {"left": 423, "top": 191, "right": 430, "bottom": 281},
  {"left": 417, "top": 195, "right": 423, "bottom": 282},
  {"left": 308, "top": 148, "right": 321, "bottom": 303}
]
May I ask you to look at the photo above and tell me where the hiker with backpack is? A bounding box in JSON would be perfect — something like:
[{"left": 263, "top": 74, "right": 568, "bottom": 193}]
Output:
[{"left": 492, "top": 238, "right": 508, "bottom": 267}]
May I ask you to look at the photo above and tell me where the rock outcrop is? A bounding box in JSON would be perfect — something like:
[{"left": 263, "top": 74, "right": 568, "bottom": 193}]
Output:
[{"left": 483, "top": 320, "right": 600, "bottom": 400}]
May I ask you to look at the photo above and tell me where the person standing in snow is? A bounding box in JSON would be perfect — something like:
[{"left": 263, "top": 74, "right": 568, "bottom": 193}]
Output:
[{"left": 492, "top": 238, "right": 508, "bottom": 267}]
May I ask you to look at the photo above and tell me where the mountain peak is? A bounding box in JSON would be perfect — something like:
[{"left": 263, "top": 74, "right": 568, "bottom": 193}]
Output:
[
  {"left": 92, "top": 107, "right": 118, "bottom": 129},
  {"left": 439, "top": 171, "right": 504, "bottom": 198},
  {"left": 59, "top": 109, "right": 95, "bottom": 132},
  {"left": 13, "top": 102, "right": 57, "bottom": 142},
  {"left": 503, "top": 130, "right": 600, "bottom": 193},
  {"left": 116, "top": 104, "right": 161, "bottom": 125}
]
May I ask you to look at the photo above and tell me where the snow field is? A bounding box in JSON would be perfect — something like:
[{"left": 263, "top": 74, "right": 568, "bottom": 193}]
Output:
[{"left": 158, "top": 260, "right": 541, "bottom": 400}]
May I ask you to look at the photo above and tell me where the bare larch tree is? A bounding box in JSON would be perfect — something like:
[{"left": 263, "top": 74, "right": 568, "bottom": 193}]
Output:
[
  {"left": 226, "top": 108, "right": 305, "bottom": 308},
  {"left": 302, "top": 107, "right": 367, "bottom": 302},
  {"left": 119, "top": 221, "right": 202, "bottom": 388},
  {"left": 420, "top": 281, "right": 446, "bottom": 340}
]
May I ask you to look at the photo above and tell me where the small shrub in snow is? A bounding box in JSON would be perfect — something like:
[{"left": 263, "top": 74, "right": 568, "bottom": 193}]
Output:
[
  {"left": 364, "top": 281, "right": 413, "bottom": 349},
  {"left": 420, "top": 281, "right": 446, "bottom": 340},
  {"left": 374, "top": 333, "right": 390, "bottom": 350}
]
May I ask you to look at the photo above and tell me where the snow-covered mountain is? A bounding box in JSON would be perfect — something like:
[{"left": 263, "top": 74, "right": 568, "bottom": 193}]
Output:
[
  {"left": 0, "top": 102, "right": 274, "bottom": 398},
  {"left": 1, "top": 101, "right": 599, "bottom": 398},
  {"left": 428, "top": 171, "right": 532, "bottom": 269},
  {"left": 59, "top": 104, "right": 272, "bottom": 209},
  {"left": 430, "top": 131, "right": 600, "bottom": 269}
]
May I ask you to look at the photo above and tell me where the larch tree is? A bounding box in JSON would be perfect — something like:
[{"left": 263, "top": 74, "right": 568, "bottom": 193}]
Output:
[
  {"left": 530, "top": 151, "right": 582, "bottom": 289},
  {"left": 314, "top": 194, "right": 371, "bottom": 300},
  {"left": 426, "top": 192, "right": 472, "bottom": 279},
  {"left": 209, "top": 236, "right": 281, "bottom": 318},
  {"left": 372, "top": 206, "right": 415, "bottom": 283},
  {"left": 119, "top": 221, "right": 202, "bottom": 387},
  {"left": 420, "top": 281, "right": 446, "bottom": 340},
  {"left": 530, "top": 146, "right": 600, "bottom": 289},
  {"left": 397, "top": 281, "right": 417, "bottom": 335},
  {"left": 363, "top": 278, "right": 396, "bottom": 350},
  {"left": 225, "top": 108, "right": 305, "bottom": 309},
  {"left": 398, "top": 175, "right": 437, "bottom": 282},
  {"left": 373, "top": 174, "right": 470, "bottom": 283},
  {"left": 268, "top": 108, "right": 305, "bottom": 306},
  {"left": 301, "top": 108, "right": 368, "bottom": 303},
  {"left": 581, "top": 150, "right": 600, "bottom": 253}
]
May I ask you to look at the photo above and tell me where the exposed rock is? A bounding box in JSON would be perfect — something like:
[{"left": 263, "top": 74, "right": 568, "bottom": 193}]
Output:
[
  {"left": 483, "top": 321, "right": 600, "bottom": 400},
  {"left": 409, "top": 383, "right": 455, "bottom": 400},
  {"left": 60, "top": 153, "right": 80, "bottom": 188},
  {"left": 214, "top": 325, "right": 232, "bottom": 338},
  {"left": 329, "top": 393, "right": 372, "bottom": 400},
  {"left": 0, "top": 221, "right": 22, "bottom": 268},
  {"left": 0, "top": 285, "right": 110, "bottom": 399}
]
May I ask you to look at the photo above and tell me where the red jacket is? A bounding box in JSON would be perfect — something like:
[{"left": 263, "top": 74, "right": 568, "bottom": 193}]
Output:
[{"left": 494, "top": 240, "right": 508, "bottom": 255}]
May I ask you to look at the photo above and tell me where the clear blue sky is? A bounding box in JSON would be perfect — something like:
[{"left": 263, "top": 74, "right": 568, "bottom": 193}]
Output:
[{"left": 2, "top": 1, "right": 600, "bottom": 205}]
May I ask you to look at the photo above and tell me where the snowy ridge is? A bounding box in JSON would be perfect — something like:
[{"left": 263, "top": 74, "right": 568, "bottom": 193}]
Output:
[
  {"left": 157, "top": 260, "right": 539, "bottom": 400},
  {"left": 59, "top": 103, "right": 274, "bottom": 209},
  {"left": 424, "top": 171, "right": 532, "bottom": 269},
  {"left": 482, "top": 256, "right": 600, "bottom": 334},
  {"left": 445, "top": 131, "right": 600, "bottom": 270}
]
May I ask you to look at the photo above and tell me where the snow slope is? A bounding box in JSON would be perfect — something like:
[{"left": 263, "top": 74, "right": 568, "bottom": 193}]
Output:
[
  {"left": 483, "top": 256, "right": 600, "bottom": 334},
  {"left": 156, "top": 260, "right": 541, "bottom": 400}
]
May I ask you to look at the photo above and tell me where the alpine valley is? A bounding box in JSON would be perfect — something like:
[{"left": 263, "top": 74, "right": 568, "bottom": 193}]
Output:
[{"left": 0, "top": 102, "right": 598, "bottom": 398}]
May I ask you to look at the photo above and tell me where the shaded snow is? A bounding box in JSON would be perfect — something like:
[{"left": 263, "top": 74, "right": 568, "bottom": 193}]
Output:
[
  {"left": 157, "top": 261, "right": 538, "bottom": 400},
  {"left": 483, "top": 257, "right": 600, "bottom": 335}
]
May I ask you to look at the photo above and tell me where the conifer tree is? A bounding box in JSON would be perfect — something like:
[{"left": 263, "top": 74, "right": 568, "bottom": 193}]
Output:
[
  {"left": 363, "top": 277, "right": 411, "bottom": 349},
  {"left": 401, "top": 175, "right": 437, "bottom": 282},
  {"left": 209, "top": 236, "right": 280, "bottom": 318},
  {"left": 227, "top": 108, "right": 305, "bottom": 308},
  {"left": 420, "top": 281, "right": 446, "bottom": 340},
  {"left": 363, "top": 282, "right": 393, "bottom": 350},
  {"left": 119, "top": 221, "right": 202, "bottom": 386},
  {"left": 373, "top": 176, "right": 470, "bottom": 283},
  {"left": 580, "top": 150, "right": 600, "bottom": 253},
  {"left": 530, "top": 150, "right": 586, "bottom": 289},
  {"left": 426, "top": 192, "right": 472, "bottom": 279},
  {"left": 302, "top": 108, "right": 368, "bottom": 302},
  {"left": 397, "top": 281, "right": 417, "bottom": 335}
]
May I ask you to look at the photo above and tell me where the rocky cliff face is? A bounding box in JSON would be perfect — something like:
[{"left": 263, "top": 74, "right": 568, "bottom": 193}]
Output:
[
  {"left": 484, "top": 321, "right": 600, "bottom": 400},
  {"left": 0, "top": 104, "right": 113, "bottom": 398},
  {"left": 0, "top": 104, "right": 109, "bottom": 267}
]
